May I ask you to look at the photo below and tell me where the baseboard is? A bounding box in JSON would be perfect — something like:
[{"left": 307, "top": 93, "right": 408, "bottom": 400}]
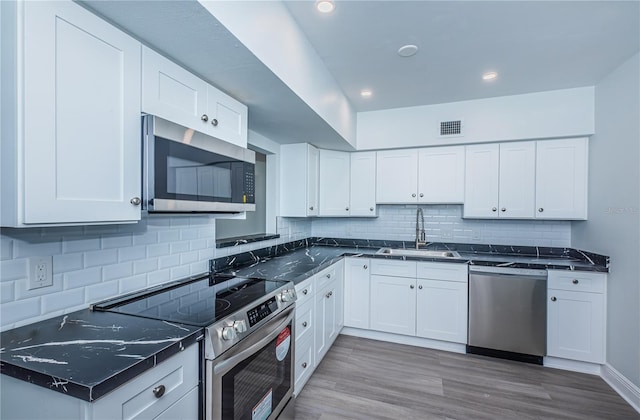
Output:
[
  {"left": 601, "top": 363, "right": 640, "bottom": 414},
  {"left": 543, "top": 356, "right": 602, "bottom": 375},
  {"left": 340, "top": 327, "right": 467, "bottom": 354}
]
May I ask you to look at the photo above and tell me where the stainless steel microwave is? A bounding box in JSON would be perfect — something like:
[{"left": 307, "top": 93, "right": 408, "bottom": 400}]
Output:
[{"left": 142, "top": 115, "right": 255, "bottom": 213}]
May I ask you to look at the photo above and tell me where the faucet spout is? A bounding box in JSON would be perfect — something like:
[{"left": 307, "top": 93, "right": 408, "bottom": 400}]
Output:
[{"left": 415, "top": 208, "right": 426, "bottom": 249}]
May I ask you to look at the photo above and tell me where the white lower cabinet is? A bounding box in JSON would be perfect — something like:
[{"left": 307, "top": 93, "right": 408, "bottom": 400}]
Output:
[
  {"left": 344, "top": 258, "right": 371, "bottom": 329},
  {"left": 547, "top": 270, "right": 606, "bottom": 364},
  {"left": 368, "top": 260, "right": 468, "bottom": 343},
  {"left": 0, "top": 344, "right": 199, "bottom": 420},
  {"left": 293, "top": 260, "right": 344, "bottom": 396}
]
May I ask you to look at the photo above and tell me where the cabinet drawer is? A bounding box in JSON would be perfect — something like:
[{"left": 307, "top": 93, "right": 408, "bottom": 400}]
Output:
[
  {"left": 416, "top": 262, "right": 468, "bottom": 282},
  {"left": 370, "top": 259, "right": 416, "bottom": 278},
  {"left": 316, "top": 264, "right": 338, "bottom": 289},
  {"left": 295, "top": 278, "right": 314, "bottom": 308},
  {"left": 93, "top": 344, "right": 198, "bottom": 420},
  {"left": 295, "top": 300, "right": 314, "bottom": 342},
  {"left": 293, "top": 334, "right": 314, "bottom": 396},
  {"left": 547, "top": 270, "right": 606, "bottom": 293}
]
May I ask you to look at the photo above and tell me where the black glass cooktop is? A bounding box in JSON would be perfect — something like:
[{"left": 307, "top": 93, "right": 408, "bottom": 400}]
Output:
[{"left": 93, "top": 274, "right": 288, "bottom": 327}]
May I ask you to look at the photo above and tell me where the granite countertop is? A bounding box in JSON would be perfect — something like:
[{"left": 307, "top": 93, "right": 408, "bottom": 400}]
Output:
[
  {"left": 0, "top": 309, "right": 202, "bottom": 402},
  {"left": 212, "top": 237, "right": 609, "bottom": 285}
]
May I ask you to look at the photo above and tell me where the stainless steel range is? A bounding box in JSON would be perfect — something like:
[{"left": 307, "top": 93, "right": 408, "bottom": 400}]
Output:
[{"left": 93, "top": 273, "right": 297, "bottom": 420}]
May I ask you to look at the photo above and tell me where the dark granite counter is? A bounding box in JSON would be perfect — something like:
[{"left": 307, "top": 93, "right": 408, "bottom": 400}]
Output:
[
  {"left": 0, "top": 309, "right": 201, "bottom": 402},
  {"left": 211, "top": 237, "right": 609, "bottom": 284}
]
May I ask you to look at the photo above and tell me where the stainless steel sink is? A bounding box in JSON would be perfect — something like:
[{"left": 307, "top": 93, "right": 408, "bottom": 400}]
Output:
[{"left": 375, "top": 248, "right": 461, "bottom": 258}]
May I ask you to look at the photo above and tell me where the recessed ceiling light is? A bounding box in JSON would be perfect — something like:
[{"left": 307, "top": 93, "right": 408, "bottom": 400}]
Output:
[
  {"left": 360, "top": 89, "right": 373, "bottom": 98},
  {"left": 397, "top": 44, "right": 419, "bottom": 57},
  {"left": 482, "top": 71, "right": 498, "bottom": 81},
  {"left": 316, "top": 0, "right": 335, "bottom": 13}
]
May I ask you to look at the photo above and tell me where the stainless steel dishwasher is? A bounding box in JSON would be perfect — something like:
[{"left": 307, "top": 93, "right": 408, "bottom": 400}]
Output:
[{"left": 467, "top": 266, "right": 547, "bottom": 364}]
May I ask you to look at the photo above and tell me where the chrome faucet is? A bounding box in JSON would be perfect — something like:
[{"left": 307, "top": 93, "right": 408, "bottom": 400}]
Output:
[{"left": 415, "top": 207, "right": 426, "bottom": 249}]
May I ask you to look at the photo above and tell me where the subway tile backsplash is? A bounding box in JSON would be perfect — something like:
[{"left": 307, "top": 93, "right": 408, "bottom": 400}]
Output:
[
  {"left": 310, "top": 205, "right": 571, "bottom": 247},
  {"left": 0, "top": 204, "right": 570, "bottom": 330}
]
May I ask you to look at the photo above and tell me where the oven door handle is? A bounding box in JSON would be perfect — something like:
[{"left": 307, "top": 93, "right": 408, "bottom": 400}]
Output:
[{"left": 213, "top": 305, "right": 295, "bottom": 376}]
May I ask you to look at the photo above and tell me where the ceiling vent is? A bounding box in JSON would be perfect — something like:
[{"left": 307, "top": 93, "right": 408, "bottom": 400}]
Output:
[{"left": 439, "top": 120, "right": 463, "bottom": 137}]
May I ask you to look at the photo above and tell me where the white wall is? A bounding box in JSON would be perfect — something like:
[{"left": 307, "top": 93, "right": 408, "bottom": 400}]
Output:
[
  {"left": 572, "top": 53, "right": 640, "bottom": 388},
  {"left": 357, "top": 87, "right": 595, "bottom": 150},
  {"left": 311, "top": 205, "right": 571, "bottom": 247}
]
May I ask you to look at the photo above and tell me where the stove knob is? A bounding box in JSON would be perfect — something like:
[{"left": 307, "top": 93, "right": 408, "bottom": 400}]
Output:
[
  {"left": 280, "top": 289, "right": 295, "bottom": 303},
  {"left": 221, "top": 326, "right": 237, "bottom": 341},
  {"left": 233, "top": 320, "right": 247, "bottom": 334}
]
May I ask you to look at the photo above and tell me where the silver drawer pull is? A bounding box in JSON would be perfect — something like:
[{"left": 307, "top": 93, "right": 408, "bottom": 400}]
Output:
[
  {"left": 363, "top": 265, "right": 368, "bottom": 269},
  {"left": 326, "top": 273, "right": 331, "bottom": 278},
  {"left": 550, "top": 296, "right": 557, "bottom": 302},
  {"left": 302, "top": 289, "right": 308, "bottom": 295},
  {"left": 572, "top": 279, "right": 579, "bottom": 284},
  {"left": 302, "top": 362, "right": 308, "bottom": 368},
  {"left": 302, "top": 321, "right": 308, "bottom": 327},
  {"left": 153, "top": 385, "right": 166, "bottom": 398},
  {"left": 326, "top": 291, "right": 333, "bottom": 298}
]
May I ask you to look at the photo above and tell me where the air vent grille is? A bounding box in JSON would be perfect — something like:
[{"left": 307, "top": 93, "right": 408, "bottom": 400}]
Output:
[{"left": 440, "top": 120, "right": 462, "bottom": 136}]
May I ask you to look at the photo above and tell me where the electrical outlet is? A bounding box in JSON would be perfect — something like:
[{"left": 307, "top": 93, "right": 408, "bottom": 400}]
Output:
[
  {"left": 28, "top": 256, "right": 53, "bottom": 290},
  {"left": 441, "top": 231, "right": 453, "bottom": 240}
]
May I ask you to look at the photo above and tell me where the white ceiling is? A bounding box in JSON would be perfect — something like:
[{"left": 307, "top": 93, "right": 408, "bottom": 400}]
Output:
[
  {"left": 284, "top": 0, "right": 640, "bottom": 112},
  {"left": 81, "top": 0, "right": 639, "bottom": 148}
]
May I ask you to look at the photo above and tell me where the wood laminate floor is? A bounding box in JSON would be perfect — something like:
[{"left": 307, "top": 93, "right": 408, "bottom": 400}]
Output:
[{"left": 293, "top": 335, "right": 639, "bottom": 420}]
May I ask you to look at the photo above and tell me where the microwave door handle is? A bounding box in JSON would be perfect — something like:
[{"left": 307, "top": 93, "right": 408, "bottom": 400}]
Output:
[{"left": 213, "top": 306, "right": 295, "bottom": 376}]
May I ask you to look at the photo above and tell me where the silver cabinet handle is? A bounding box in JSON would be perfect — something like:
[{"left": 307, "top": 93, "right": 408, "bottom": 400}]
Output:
[
  {"left": 363, "top": 265, "right": 368, "bottom": 270},
  {"left": 201, "top": 114, "right": 209, "bottom": 122},
  {"left": 410, "top": 284, "right": 415, "bottom": 289},
  {"left": 411, "top": 193, "right": 416, "bottom": 198},
  {"left": 153, "top": 385, "right": 166, "bottom": 398},
  {"left": 211, "top": 118, "right": 218, "bottom": 126},
  {"left": 550, "top": 296, "right": 557, "bottom": 302},
  {"left": 302, "top": 362, "right": 308, "bottom": 368},
  {"left": 130, "top": 197, "right": 141, "bottom": 206},
  {"left": 501, "top": 208, "right": 506, "bottom": 212},
  {"left": 370, "top": 207, "right": 374, "bottom": 211},
  {"left": 345, "top": 207, "right": 349, "bottom": 211},
  {"left": 419, "top": 193, "right": 424, "bottom": 198},
  {"left": 326, "top": 291, "right": 333, "bottom": 298},
  {"left": 492, "top": 207, "right": 497, "bottom": 212},
  {"left": 302, "top": 321, "right": 308, "bottom": 327},
  {"left": 538, "top": 208, "right": 544, "bottom": 212},
  {"left": 302, "top": 289, "right": 308, "bottom": 295},
  {"left": 572, "top": 279, "right": 579, "bottom": 284},
  {"left": 418, "top": 285, "right": 423, "bottom": 290},
  {"left": 309, "top": 206, "right": 314, "bottom": 211},
  {"left": 326, "top": 273, "right": 331, "bottom": 278}
]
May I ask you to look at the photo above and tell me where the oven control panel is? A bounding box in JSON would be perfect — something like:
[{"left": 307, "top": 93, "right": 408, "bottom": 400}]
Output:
[{"left": 247, "top": 296, "right": 278, "bottom": 327}]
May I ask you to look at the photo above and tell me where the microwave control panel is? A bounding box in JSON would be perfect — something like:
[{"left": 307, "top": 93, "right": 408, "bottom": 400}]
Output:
[{"left": 243, "top": 162, "right": 255, "bottom": 204}]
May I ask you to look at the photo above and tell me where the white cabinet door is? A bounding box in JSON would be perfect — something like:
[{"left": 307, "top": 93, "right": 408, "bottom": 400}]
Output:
[
  {"left": 416, "top": 280, "right": 468, "bottom": 343},
  {"left": 376, "top": 149, "right": 419, "bottom": 203},
  {"left": 547, "top": 289, "right": 605, "bottom": 363},
  {"left": 280, "top": 143, "right": 319, "bottom": 217},
  {"left": 206, "top": 85, "right": 248, "bottom": 148},
  {"left": 536, "top": 138, "right": 588, "bottom": 220},
  {"left": 463, "top": 144, "right": 499, "bottom": 218},
  {"left": 142, "top": 46, "right": 208, "bottom": 134},
  {"left": 370, "top": 275, "right": 416, "bottom": 336},
  {"left": 344, "top": 258, "right": 370, "bottom": 329},
  {"left": 498, "top": 141, "right": 536, "bottom": 218},
  {"left": 21, "top": 0, "right": 141, "bottom": 224},
  {"left": 319, "top": 150, "right": 350, "bottom": 216},
  {"left": 418, "top": 146, "right": 465, "bottom": 203},
  {"left": 349, "top": 152, "right": 377, "bottom": 216},
  {"left": 314, "top": 278, "right": 338, "bottom": 362},
  {"left": 154, "top": 387, "right": 199, "bottom": 420}
]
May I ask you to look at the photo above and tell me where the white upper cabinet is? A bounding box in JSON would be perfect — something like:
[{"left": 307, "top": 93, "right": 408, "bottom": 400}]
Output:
[
  {"left": 463, "top": 144, "right": 500, "bottom": 218},
  {"left": 1, "top": 0, "right": 142, "bottom": 227},
  {"left": 319, "top": 150, "right": 350, "bottom": 216},
  {"left": 498, "top": 141, "right": 536, "bottom": 218},
  {"left": 535, "top": 138, "right": 588, "bottom": 220},
  {"left": 280, "top": 144, "right": 319, "bottom": 217},
  {"left": 349, "top": 152, "right": 377, "bottom": 216},
  {"left": 418, "top": 146, "right": 465, "bottom": 203},
  {"left": 142, "top": 46, "right": 248, "bottom": 147},
  {"left": 376, "top": 149, "right": 419, "bottom": 203},
  {"left": 376, "top": 147, "right": 465, "bottom": 204},
  {"left": 464, "top": 142, "right": 536, "bottom": 219}
]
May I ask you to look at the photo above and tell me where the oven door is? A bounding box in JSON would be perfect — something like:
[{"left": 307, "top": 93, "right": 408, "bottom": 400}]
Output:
[{"left": 206, "top": 305, "right": 295, "bottom": 420}]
